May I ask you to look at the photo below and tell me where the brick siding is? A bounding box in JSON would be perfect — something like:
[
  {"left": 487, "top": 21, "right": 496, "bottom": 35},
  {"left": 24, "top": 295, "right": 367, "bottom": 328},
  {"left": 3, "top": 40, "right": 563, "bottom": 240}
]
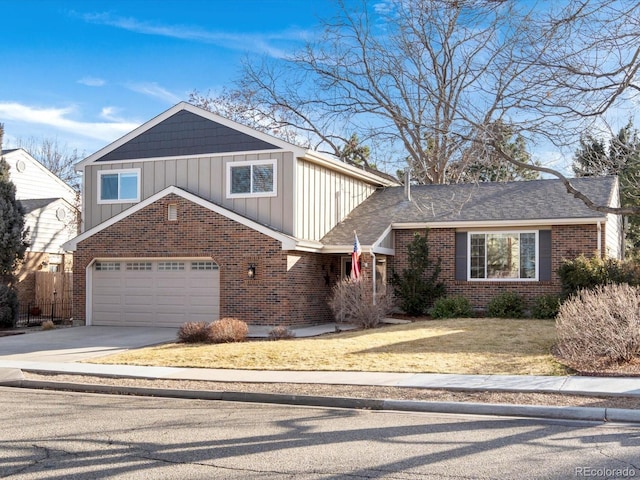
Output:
[
  {"left": 73, "top": 194, "right": 335, "bottom": 327},
  {"left": 388, "top": 224, "right": 603, "bottom": 311}
]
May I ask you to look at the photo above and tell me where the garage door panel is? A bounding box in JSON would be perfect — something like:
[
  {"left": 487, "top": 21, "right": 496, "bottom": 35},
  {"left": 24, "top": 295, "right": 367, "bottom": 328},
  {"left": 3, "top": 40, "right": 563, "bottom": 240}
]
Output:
[
  {"left": 92, "top": 259, "right": 220, "bottom": 328},
  {"left": 123, "top": 295, "right": 155, "bottom": 306},
  {"left": 190, "top": 296, "right": 218, "bottom": 307}
]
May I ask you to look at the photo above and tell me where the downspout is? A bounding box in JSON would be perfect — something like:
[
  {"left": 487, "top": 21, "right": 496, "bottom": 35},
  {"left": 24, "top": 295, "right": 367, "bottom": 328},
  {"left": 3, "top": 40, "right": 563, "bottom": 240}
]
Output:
[
  {"left": 371, "top": 249, "right": 376, "bottom": 305},
  {"left": 597, "top": 221, "right": 602, "bottom": 257}
]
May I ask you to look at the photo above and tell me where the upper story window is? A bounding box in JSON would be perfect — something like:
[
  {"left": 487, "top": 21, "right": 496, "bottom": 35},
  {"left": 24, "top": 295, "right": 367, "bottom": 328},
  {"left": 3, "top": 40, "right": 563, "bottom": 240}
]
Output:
[
  {"left": 468, "top": 231, "right": 537, "bottom": 281},
  {"left": 226, "top": 160, "right": 277, "bottom": 198},
  {"left": 98, "top": 169, "right": 141, "bottom": 204}
]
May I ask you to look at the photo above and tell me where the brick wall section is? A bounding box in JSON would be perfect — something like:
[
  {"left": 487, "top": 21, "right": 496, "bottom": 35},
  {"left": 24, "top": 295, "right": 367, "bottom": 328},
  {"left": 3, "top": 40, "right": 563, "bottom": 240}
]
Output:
[
  {"left": 73, "top": 194, "right": 334, "bottom": 327},
  {"left": 389, "top": 224, "right": 603, "bottom": 310}
]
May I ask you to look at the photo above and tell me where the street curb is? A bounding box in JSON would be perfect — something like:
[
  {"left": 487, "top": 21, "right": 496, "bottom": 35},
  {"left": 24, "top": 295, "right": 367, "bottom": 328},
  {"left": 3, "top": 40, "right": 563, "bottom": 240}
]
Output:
[{"left": 4, "top": 378, "right": 640, "bottom": 424}]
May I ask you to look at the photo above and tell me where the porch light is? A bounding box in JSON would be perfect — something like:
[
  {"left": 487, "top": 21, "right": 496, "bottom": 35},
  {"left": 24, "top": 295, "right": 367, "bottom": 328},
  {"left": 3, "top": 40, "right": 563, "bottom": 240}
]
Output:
[{"left": 247, "top": 264, "right": 256, "bottom": 279}]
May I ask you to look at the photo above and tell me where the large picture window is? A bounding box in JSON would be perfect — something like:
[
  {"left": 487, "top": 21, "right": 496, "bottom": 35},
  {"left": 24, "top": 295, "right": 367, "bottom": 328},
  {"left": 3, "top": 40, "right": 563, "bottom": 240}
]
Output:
[
  {"left": 468, "top": 231, "right": 537, "bottom": 280},
  {"left": 98, "top": 169, "right": 140, "bottom": 204},
  {"left": 227, "top": 160, "right": 277, "bottom": 198}
]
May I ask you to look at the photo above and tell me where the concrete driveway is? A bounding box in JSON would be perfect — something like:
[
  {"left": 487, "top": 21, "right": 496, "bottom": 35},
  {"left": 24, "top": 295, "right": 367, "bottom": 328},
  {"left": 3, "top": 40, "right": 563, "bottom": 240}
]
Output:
[{"left": 0, "top": 326, "right": 178, "bottom": 362}]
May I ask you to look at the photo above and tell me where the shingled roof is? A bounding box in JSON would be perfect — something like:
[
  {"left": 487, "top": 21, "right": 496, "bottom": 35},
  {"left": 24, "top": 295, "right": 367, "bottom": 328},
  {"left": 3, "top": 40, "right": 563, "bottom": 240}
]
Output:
[{"left": 322, "top": 176, "right": 618, "bottom": 247}]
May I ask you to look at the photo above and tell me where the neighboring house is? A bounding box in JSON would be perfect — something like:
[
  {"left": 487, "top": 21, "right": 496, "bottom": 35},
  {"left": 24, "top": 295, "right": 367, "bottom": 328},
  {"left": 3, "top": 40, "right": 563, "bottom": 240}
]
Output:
[
  {"left": 63, "top": 102, "right": 622, "bottom": 328},
  {"left": 3, "top": 149, "right": 78, "bottom": 306}
]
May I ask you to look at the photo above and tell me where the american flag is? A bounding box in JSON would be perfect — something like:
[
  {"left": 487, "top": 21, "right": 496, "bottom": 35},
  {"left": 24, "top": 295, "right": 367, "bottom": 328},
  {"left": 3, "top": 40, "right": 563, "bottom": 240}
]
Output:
[{"left": 350, "top": 232, "right": 361, "bottom": 281}]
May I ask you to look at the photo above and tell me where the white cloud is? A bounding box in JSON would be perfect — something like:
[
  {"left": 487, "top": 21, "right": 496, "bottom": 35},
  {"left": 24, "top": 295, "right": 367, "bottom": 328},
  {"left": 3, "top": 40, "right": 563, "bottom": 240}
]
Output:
[
  {"left": 125, "top": 82, "right": 182, "bottom": 104},
  {"left": 78, "top": 76, "right": 106, "bottom": 87},
  {"left": 0, "top": 102, "right": 138, "bottom": 143},
  {"left": 79, "top": 12, "right": 310, "bottom": 58}
]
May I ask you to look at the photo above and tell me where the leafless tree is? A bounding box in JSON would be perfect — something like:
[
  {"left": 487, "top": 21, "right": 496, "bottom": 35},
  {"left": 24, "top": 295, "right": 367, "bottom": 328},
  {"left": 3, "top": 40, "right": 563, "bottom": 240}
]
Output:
[
  {"left": 209, "top": 0, "right": 640, "bottom": 214},
  {"left": 14, "top": 137, "right": 82, "bottom": 192}
]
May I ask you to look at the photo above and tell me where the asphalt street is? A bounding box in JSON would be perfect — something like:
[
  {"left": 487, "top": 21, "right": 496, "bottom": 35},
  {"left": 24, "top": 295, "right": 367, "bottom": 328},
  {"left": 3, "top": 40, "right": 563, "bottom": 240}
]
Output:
[{"left": 1, "top": 388, "right": 640, "bottom": 479}]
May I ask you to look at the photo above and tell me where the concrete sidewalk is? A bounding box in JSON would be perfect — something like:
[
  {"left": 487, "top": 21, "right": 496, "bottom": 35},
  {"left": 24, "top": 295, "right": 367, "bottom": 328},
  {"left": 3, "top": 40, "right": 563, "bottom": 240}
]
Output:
[
  {"left": 2, "top": 361, "right": 640, "bottom": 424},
  {"left": 1, "top": 359, "right": 640, "bottom": 397}
]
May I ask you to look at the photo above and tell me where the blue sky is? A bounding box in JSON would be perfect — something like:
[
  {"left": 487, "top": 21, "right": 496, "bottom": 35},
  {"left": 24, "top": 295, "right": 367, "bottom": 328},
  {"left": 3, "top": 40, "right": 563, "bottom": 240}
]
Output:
[{"left": 1, "top": 0, "right": 327, "bottom": 155}]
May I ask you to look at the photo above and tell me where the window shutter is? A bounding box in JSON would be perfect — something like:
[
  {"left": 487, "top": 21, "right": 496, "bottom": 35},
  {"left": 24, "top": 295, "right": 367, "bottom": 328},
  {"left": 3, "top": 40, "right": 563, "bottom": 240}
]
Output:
[
  {"left": 455, "top": 232, "right": 467, "bottom": 281},
  {"left": 539, "top": 230, "right": 552, "bottom": 281}
]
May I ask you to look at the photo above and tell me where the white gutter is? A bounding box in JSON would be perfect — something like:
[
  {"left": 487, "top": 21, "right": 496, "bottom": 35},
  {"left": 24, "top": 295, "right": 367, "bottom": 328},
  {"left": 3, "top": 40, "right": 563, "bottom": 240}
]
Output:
[
  {"left": 303, "top": 151, "right": 399, "bottom": 187},
  {"left": 371, "top": 249, "right": 377, "bottom": 305},
  {"left": 392, "top": 217, "right": 607, "bottom": 229}
]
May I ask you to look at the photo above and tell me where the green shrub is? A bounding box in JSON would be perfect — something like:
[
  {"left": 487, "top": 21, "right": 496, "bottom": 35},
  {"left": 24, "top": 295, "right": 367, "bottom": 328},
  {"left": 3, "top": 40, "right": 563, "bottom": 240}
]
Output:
[
  {"left": 431, "top": 295, "right": 473, "bottom": 319},
  {"left": 209, "top": 317, "right": 248, "bottom": 343},
  {"left": 557, "top": 254, "right": 639, "bottom": 299},
  {"left": 177, "top": 321, "right": 211, "bottom": 343},
  {"left": 486, "top": 291, "right": 525, "bottom": 318},
  {"left": 389, "top": 230, "right": 446, "bottom": 316},
  {"left": 556, "top": 284, "right": 640, "bottom": 369},
  {"left": 328, "top": 276, "right": 394, "bottom": 329},
  {"left": 0, "top": 285, "right": 18, "bottom": 328},
  {"left": 531, "top": 294, "right": 561, "bottom": 319}
]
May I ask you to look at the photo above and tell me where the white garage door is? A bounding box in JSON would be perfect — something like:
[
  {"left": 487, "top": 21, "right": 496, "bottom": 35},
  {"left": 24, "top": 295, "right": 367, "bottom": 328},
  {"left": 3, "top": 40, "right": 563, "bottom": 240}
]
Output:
[{"left": 92, "top": 259, "right": 220, "bottom": 327}]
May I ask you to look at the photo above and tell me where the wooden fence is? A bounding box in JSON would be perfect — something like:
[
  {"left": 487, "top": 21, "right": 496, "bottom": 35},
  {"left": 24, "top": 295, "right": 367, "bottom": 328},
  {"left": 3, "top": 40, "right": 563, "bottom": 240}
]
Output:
[{"left": 34, "top": 272, "right": 72, "bottom": 304}]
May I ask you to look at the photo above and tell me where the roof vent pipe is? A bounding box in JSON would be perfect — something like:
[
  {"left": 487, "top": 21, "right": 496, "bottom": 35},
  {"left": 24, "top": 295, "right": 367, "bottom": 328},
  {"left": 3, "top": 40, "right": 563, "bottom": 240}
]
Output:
[{"left": 404, "top": 169, "right": 411, "bottom": 201}]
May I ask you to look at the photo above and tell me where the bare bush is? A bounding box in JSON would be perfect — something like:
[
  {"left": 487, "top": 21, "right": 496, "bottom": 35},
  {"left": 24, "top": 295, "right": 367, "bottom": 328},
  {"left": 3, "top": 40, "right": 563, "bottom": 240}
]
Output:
[
  {"left": 268, "top": 325, "right": 296, "bottom": 340},
  {"left": 41, "top": 320, "right": 55, "bottom": 331},
  {"left": 177, "top": 322, "right": 210, "bottom": 343},
  {"left": 555, "top": 284, "right": 640, "bottom": 370},
  {"left": 209, "top": 317, "right": 248, "bottom": 343},
  {"left": 328, "top": 277, "right": 395, "bottom": 329}
]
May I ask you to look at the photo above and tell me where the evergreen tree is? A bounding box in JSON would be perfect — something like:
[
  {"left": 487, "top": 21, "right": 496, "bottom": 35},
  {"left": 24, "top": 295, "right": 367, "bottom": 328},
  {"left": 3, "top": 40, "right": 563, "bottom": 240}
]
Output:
[
  {"left": 573, "top": 122, "right": 640, "bottom": 253},
  {"left": 0, "top": 124, "right": 29, "bottom": 326},
  {"left": 389, "top": 230, "right": 446, "bottom": 316}
]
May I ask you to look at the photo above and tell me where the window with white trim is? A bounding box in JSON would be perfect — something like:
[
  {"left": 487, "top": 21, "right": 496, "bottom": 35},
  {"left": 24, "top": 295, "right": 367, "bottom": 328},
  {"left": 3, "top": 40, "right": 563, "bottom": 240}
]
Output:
[
  {"left": 98, "top": 169, "right": 141, "bottom": 204},
  {"left": 157, "top": 261, "right": 185, "bottom": 271},
  {"left": 227, "top": 160, "right": 277, "bottom": 198},
  {"left": 191, "top": 261, "right": 218, "bottom": 270},
  {"left": 126, "top": 262, "right": 152, "bottom": 271},
  {"left": 95, "top": 262, "right": 121, "bottom": 271},
  {"left": 468, "top": 231, "right": 537, "bottom": 280}
]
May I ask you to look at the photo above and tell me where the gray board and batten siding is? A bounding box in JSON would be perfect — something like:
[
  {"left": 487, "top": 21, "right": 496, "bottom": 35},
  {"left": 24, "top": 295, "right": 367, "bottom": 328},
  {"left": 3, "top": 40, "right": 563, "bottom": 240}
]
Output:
[{"left": 84, "top": 152, "right": 295, "bottom": 234}]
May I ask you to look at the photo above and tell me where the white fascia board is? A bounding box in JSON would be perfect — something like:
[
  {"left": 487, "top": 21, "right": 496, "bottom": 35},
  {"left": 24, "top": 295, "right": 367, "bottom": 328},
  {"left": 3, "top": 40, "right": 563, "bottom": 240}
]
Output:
[
  {"left": 79, "top": 149, "right": 293, "bottom": 167},
  {"left": 76, "top": 102, "right": 307, "bottom": 170},
  {"left": 391, "top": 217, "right": 607, "bottom": 230},
  {"left": 321, "top": 244, "right": 395, "bottom": 255},
  {"left": 63, "top": 186, "right": 307, "bottom": 252},
  {"left": 302, "top": 151, "right": 399, "bottom": 187},
  {"left": 321, "top": 244, "right": 365, "bottom": 254},
  {"left": 371, "top": 224, "right": 395, "bottom": 255},
  {"left": 290, "top": 239, "right": 325, "bottom": 253}
]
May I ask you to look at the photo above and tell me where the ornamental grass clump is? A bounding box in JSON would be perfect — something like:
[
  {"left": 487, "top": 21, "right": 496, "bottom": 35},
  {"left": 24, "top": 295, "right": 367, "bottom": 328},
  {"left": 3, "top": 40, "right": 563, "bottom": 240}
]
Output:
[{"left": 555, "top": 283, "right": 640, "bottom": 370}]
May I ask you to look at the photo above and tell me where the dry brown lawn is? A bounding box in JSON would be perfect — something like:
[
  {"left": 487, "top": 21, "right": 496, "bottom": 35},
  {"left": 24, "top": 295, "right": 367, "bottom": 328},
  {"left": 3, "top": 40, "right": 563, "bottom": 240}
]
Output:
[{"left": 92, "top": 318, "right": 569, "bottom": 376}]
